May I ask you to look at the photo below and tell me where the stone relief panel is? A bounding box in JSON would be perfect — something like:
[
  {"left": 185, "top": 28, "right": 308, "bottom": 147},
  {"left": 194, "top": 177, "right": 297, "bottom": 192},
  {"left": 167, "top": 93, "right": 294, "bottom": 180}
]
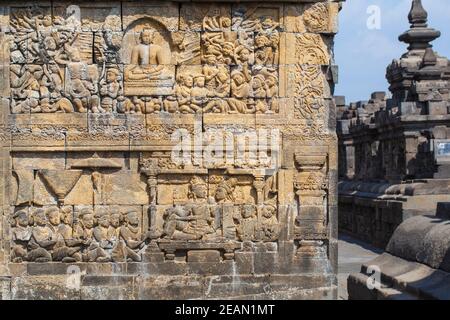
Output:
[
  {"left": 6, "top": 2, "right": 293, "bottom": 115},
  {"left": 147, "top": 173, "right": 279, "bottom": 243},
  {"left": 1, "top": 1, "right": 338, "bottom": 269},
  {"left": 10, "top": 205, "right": 146, "bottom": 263},
  {"left": 284, "top": 2, "right": 339, "bottom": 34},
  {"left": 7, "top": 148, "right": 284, "bottom": 263}
]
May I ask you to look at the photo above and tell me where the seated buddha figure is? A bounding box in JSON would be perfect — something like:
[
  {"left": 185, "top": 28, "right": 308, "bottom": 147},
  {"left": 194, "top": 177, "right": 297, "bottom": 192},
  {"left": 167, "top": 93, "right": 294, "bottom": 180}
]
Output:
[{"left": 125, "top": 29, "right": 167, "bottom": 81}]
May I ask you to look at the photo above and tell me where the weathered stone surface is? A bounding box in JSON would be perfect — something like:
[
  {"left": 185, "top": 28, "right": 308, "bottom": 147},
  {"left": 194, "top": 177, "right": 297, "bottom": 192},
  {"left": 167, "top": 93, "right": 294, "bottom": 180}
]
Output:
[
  {"left": 348, "top": 214, "right": 450, "bottom": 300},
  {"left": 0, "top": 0, "right": 342, "bottom": 300}
]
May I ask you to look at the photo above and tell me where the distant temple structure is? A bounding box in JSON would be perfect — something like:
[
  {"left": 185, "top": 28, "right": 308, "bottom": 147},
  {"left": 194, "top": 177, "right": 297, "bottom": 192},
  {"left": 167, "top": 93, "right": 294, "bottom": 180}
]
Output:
[
  {"left": 340, "top": 0, "right": 450, "bottom": 301},
  {"left": 337, "top": 0, "right": 450, "bottom": 248}
]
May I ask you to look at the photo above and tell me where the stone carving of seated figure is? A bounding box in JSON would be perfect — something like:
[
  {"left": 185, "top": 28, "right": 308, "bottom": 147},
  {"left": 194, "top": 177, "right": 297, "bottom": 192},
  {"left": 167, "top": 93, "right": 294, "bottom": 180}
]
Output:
[
  {"left": 73, "top": 208, "right": 110, "bottom": 262},
  {"left": 161, "top": 177, "right": 221, "bottom": 241},
  {"left": 11, "top": 210, "right": 32, "bottom": 263},
  {"left": 57, "top": 207, "right": 83, "bottom": 262},
  {"left": 162, "top": 206, "right": 200, "bottom": 241},
  {"left": 125, "top": 29, "right": 166, "bottom": 81},
  {"left": 45, "top": 207, "right": 82, "bottom": 263},
  {"left": 27, "top": 209, "right": 56, "bottom": 263},
  {"left": 185, "top": 176, "right": 220, "bottom": 240},
  {"left": 92, "top": 210, "right": 117, "bottom": 262},
  {"left": 114, "top": 210, "right": 146, "bottom": 262}
]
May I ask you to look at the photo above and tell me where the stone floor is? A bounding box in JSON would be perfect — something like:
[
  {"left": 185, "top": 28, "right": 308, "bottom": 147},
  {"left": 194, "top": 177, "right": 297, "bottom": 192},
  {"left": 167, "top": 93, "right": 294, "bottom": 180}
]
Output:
[{"left": 338, "top": 233, "right": 383, "bottom": 300}]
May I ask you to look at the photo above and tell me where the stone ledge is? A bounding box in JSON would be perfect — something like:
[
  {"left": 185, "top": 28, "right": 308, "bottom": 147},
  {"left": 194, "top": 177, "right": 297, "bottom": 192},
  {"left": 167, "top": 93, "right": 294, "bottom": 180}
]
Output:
[
  {"left": 348, "top": 253, "right": 450, "bottom": 300},
  {"left": 0, "top": 273, "right": 337, "bottom": 300}
]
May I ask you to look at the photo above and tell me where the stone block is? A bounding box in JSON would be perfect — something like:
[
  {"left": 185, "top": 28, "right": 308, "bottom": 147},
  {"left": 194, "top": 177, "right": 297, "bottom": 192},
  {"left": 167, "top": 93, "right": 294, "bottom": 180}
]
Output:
[
  {"left": 10, "top": 275, "right": 80, "bottom": 300},
  {"left": 187, "top": 250, "right": 220, "bottom": 263},
  {"left": 428, "top": 101, "right": 447, "bottom": 115},
  {"left": 371, "top": 92, "right": 386, "bottom": 100}
]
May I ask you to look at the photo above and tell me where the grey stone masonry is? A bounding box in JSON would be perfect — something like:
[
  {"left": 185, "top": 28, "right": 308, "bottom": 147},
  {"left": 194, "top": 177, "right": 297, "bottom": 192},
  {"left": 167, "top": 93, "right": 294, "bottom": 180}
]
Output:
[{"left": 337, "top": 0, "right": 450, "bottom": 248}]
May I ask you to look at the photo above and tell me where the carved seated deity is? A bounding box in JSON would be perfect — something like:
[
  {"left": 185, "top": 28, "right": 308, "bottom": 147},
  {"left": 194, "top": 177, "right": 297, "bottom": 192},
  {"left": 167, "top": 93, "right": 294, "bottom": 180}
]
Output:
[
  {"left": 186, "top": 177, "right": 220, "bottom": 240},
  {"left": 124, "top": 29, "right": 174, "bottom": 96},
  {"left": 160, "top": 176, "right": 221, "bottom": 241}
]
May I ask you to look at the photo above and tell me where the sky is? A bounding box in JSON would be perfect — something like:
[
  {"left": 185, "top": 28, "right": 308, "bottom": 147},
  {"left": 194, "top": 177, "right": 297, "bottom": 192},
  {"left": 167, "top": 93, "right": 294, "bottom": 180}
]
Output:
[{"left": 334, "top": 0, "right": 450, "bottom": 103}]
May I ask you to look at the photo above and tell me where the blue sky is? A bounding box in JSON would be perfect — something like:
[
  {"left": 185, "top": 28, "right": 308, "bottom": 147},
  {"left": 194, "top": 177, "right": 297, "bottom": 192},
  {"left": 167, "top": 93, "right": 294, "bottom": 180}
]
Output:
[{"left": 334, "top": 0, "right": 450, "bottom": 103}]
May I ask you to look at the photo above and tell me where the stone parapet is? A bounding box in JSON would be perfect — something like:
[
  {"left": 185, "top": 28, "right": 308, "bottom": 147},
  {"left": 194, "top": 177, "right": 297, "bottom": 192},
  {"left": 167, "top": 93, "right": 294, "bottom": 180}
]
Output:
[{"left": 347, "top": 212, "right": 450, "bottom": 300}]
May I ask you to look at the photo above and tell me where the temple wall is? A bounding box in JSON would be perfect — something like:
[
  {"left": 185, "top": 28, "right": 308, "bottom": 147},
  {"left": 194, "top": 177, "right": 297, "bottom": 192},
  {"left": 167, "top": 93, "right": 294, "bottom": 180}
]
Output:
[{"left": 0, "top": 0, "right": 342, "bottom": 299}]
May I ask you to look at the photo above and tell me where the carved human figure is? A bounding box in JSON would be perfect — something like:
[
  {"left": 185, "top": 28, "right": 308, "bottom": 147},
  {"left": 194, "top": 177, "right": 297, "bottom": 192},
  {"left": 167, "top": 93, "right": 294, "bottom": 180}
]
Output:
[
  {"left": 57, "top": 207, "right": 83, "bottom": 262},
  {"left": 252, "top": 74, "right": 267, "bottom": 98},
  {"left": 231, "top": 68, "right": 251, "bottom": 99},
  {"left": 92, "top": 210, "right": 116, "bottom": 262},
  {"left": 162, "top": 206, "right": 200, "bottom": 240},
  {"left": 185, "top": 176, "right": 220, "bottom": 240},
  {"left": 163, "top": 96, "right": 179, "bottom": 113},
  {"left": 234, "top": 204, "right": 257, "bottom": 242},
  {"left": 27, "top": 209, "right": 56, "bottom": 262},
  {"left": 235, "top": 45, "right": 252, "bottom": 65},
  {"left": 11, "top": 210, "right": 32, "bottom": 263},
  {"left": 229, "top": 68, "right": 255, "bottom": 114},
  {"left": 99, "top": 67, "right": 122, "bottom": 113},
  {"left": 265, "top": 73, "right": 278, "bottom": 98},
  {"left": 254, "top": 33, "right": 273, "bottom": 65},
  {"left": 126, "top": 29, "right": 165, "bottom": 81},
  {"left": 202, "top": 33, "right": 225, "bottom": 61},
  {"left": 221, "top": 41, "right": 236, "bottom": 64},
  {"left": 214, "top": 178, "right": 238, "bottom": 204},
  {"left": 73, "top": 208, "right": 109, "bottom": 262},
  {"left": 65, "top": 48, "right": 99, "bottom": 112},
  {"left": 175, "top": 74, "right": 202, "bottom": 114},
  {"left": 45, "top": 207, "right": 77, "bottom": 262},
  {"left": 202, "top": 63, "right": 229, "bottom": 98},
  {"left": 10, "top": 65, "right": 42, "bottom": 113},
  {"left": 190, "top": 76, "right": 208, "bottom": 109},
  {"left": 115, "top": 211, "right": 145, "bottom": 262},
  {"left": 214, "top": 178, "right": 240, "bottom": 239},
  {"left": 258, "top": 202, "right": 280, "bottom": 241},
  {"left": 109, "top": 209, "right": 123, "bottom": 239}
]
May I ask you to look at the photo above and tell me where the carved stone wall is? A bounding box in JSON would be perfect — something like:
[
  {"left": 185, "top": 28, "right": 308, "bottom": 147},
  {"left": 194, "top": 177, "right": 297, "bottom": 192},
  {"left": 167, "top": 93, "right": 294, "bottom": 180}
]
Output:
[{"left": 0, "top": 0, "right": 342, "bottom": 299}]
